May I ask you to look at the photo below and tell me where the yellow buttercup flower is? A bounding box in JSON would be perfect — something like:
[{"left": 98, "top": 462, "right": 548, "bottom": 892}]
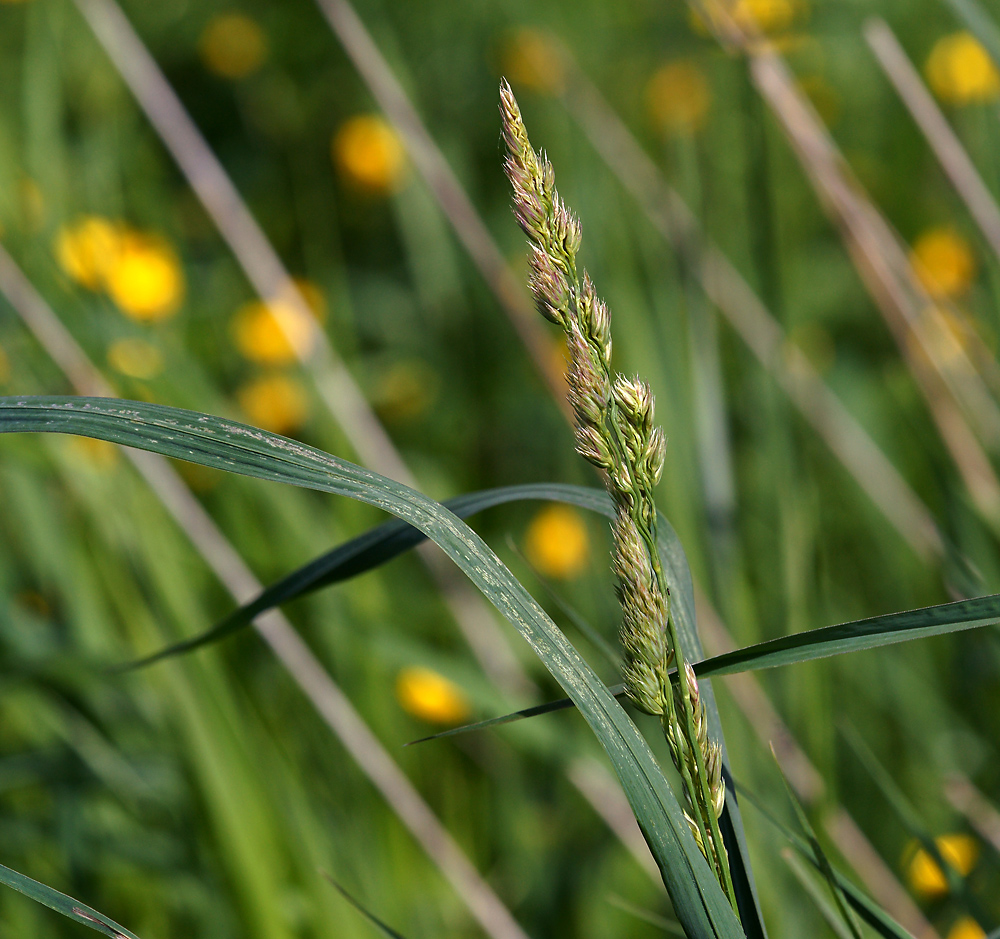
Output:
[
  {"left": 236, "top": 374, "right": 309, "bottom": 435},
  {"left": 107, "top": 337, "right": 164, "bottom": 380},
  {"left": 199, "top": 13, "right": 268, "bottom": 80},
  {"left": 910, "top": 227, "right": 976, "bottom": 298},
  {"left": 732, "top": 0, "right": 797, "bottom": 33},
  {"left": 646, "top": 61, "right": 711, "bottom": 134},
  {"left": 501, "top": 29, "right": 566, "bottom": 95},
  {"left": 332, "top": 115, "right": 408, "bottom": 194},
  {"left": 105, "top": 233, "right": 184, "bottom": 321},
  {"left": 927, "top": 32, "right": 1000, "bottom": 104},
  {"left": 231, "top": 298, "right": 317, "bottom": 365},
  {"left": 396, "top": 666, "right": 470, "bottom": 724},
  {"left": 524, "top": 505, "right": 590, "bottom": 579},
  {"left": 54, "top": 216, "right": 123, "bottom": 290},
  {"left": 904, "top": 833, "right": 979, "bottom": 899},
  {"left": 948, "top": 917, "right": 986, "bottom": 939}
]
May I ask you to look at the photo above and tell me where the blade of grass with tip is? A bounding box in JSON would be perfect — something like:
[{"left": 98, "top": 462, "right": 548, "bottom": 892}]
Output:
[
  {"left": 118, "top": 483, "right": 617, "bottom": 670},
  {"left": 0, "top": 862, "right": 142, "bottom": 939},
  {"left": 322, "top": 874, "right": 409, "bottom": 939},
  {"left": 405, "top": 685, "right": 627, "bottom": 746},
  {"left": 735, "top": 782, "right": 916, "bottom": 939},
  {"left": 0, "top": 396, "right": 744, "bottom": 939},
  {"left": 781, "top": 849, "right": 861, "bottom": 939},
  {"left": 772, "top": 750, "right": 864, "bottom": 939}
]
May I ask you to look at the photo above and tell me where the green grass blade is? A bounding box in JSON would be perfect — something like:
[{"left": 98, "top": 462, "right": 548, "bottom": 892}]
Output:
[
  {"left": 118, "top": 483, "right": 616, "bottom": 670},
  {"left": 0, "top": 396, "right": 744, "bottom": 939},
  {"left": 772, "top": 752, "right": 864, "bottom": 939},
  {"left": 322, "top": 875, "right": 409, "bottom": 939},
  {"left": 696, "top": 594, "right": 1000, "bottom": 678},
  {"left": 736, "top": 784, "right": 916, "bottom": 939},
  {"left": 0, "top": 862, "right": 142, "bottom": 939},
  {"left": 405, "top": 684, "right": 627, "bottom": 746}
]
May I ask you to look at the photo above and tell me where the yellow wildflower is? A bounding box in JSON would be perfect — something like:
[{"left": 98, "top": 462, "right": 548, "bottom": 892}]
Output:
[
  {"left": 646, "top": 61, "right": 711, "bottom": 134},
  {"left": 911, "top": 227, "right": 976, "bottom": 298},
  {"left": 231, "top": 298, "right": 317, "bottom": 365},
  {"left": 927, "top": 32, "right": 1000, "bottom": 104},
  {"left": 396, "top": 666, "right": 470, "bottom": 724},
  {"left": 199, "top": 13, "right": 268, "bottom": 80},
  {"left": 332, "top": 115, "right": 408, "bottom": 194},
  {"left": 236, "top": 373, "right": 309, "bottom": 435},
  {"left": 524, "top": 505, "right": 590, "bottom": 579},
  {"left": 948, "top": 917, "right": 986, "bottom": 939},
  {"left": 372, "top": 360, "right": 440, "bottom": 423},
  {"left": 904, "top": 833, "right": 979, "bottom": 899},
  {"left": 501, "top": 29, "right": 566, "bottom": 95},
  {"left": 54, "top": 216, "right": 123, "bottom": 290},
  {"left": 731, "top": 0, "right": 797, "bottom": 33},
  {"left": 107, "top": 337, "right": 164, "bottom": 380},
  {"left": 105, "top": 232, "right": 184, "bottom": 321}
]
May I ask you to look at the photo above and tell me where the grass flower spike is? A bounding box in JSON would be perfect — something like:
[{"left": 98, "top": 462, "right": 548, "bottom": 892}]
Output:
[{"left": 500, "top": 81, "right": 736, "bottom": 909}]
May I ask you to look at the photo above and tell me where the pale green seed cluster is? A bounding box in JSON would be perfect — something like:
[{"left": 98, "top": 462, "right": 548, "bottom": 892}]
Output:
[{"left": 500, "top": 81, "right": 731, "bottom": 896}]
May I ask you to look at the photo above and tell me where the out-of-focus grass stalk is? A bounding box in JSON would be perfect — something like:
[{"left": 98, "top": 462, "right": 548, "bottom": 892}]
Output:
[
  {"left": 544, "top": 45, "right": 943, "bottom": 561},
  {"left": 865, "top": 17, "right": 1000, "bottom": 399},
  {"left": 696, "top": 0, "right": 1000, "bottom": 528},
  {"left": 945, "top": 774, "right": 1000, "bottom": 853},
  {"left": 865, "top": 18, "right": 1000, "bottom": 263},
  {"left": 693, "top": 588, "right": 940, "bottom": 939},
  {"left": 0, "top": 240, "right": 533, "bottom": 939},
  {"left": 69, "top": 0, "right": 531, "bottom": 701}
]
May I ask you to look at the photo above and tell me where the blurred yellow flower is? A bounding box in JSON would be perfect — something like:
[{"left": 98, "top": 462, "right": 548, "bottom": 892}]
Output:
[
  {"left": 524, "top": 505, "right": 590, "bottom": 579},
  {"left": 396, "top": 666, "right": 470, "bottom": 724},
  {"left": 948, "top": 917, "right": 986, "bottom": 939},
  {"left": 927, "top": 32, "right": 1000, "bottom": 104},
  {"left": 732, "top": 0, "right": 797, "bottom": 33},
  {"left": 236, "top": 373, "right": 309, "bottom": 435},
  {"left": 231, "top": 299, "right": 317, "bottom": 365},
  {"left": 372, "top": 360, "right": 440, "bottom": 423},
  {"left": 199, "top": 13, "right": 268, "bottom": 80},
  {"left": 910, "top": 227, "right": 976, "bottom": 298},
  {"left": 646, "top": 61, "right": 711, "bottom": 134},
  {"left": 904, "top": 833, "right": 979, "bottom": 899},
  {"left": 55, "top": 216, "right": 123, "bottom": 290},
  {"left": 501, "top": 29, "right": 566, "bottom": 95},
  {"left": 332, "top": 115, "right": 408, "bottom": 194},
  {"left": 107, "top": 337, "right": 164, "bottom": 380},
  {"left": 105, "top": 233, "right": 184, "bottom": 321}
]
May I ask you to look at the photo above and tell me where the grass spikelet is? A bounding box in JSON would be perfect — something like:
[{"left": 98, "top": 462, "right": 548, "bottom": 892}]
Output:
[{"left": 499, "top": 79, "right": 737, "bottom": 911}]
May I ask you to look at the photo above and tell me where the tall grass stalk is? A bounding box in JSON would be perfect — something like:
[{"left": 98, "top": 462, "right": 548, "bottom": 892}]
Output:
[{"left": 500, "top": 82, "right": 738, "bottom": 912}]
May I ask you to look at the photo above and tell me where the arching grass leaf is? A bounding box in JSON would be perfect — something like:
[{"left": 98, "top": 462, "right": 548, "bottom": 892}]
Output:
[{"left": 0, "top": 396, "right": 744, "bottom": 939}]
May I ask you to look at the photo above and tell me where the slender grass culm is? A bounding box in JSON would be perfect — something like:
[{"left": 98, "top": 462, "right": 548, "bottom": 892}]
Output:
[{"left": 499, "top": 81, "right": 737, "bottom": 913}]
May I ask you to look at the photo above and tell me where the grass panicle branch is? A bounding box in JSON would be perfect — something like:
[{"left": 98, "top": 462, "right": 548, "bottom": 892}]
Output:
[{"left": 499, "top": 80, "right": 737, "bottom": 912}]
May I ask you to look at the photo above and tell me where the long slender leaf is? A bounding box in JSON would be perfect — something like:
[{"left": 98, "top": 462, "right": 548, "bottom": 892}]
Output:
[
  {"left": 322, "top": 874, "right": 410, "bottom": 939},
  {"left": 734, "top": 780, "right": 916, "bottom": 939},
  {"left": 0, "top": 862, "right": 142, "bottom": 939},
  {"left": 0, "top": 396, "right": 744, "bottom": 939},
  {"left": 697, "top": 594, "right": 1000, "bottom": 677}
]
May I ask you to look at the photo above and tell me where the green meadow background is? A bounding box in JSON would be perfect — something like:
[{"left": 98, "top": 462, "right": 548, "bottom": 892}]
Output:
[{"left": 1, "top": 0, "right": 1000, "bottom": 937}]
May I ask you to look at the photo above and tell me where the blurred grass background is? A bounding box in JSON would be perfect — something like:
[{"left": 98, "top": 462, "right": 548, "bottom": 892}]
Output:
[{"left": 2, "top": 0, "right": 1000, "bottom": 936}]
